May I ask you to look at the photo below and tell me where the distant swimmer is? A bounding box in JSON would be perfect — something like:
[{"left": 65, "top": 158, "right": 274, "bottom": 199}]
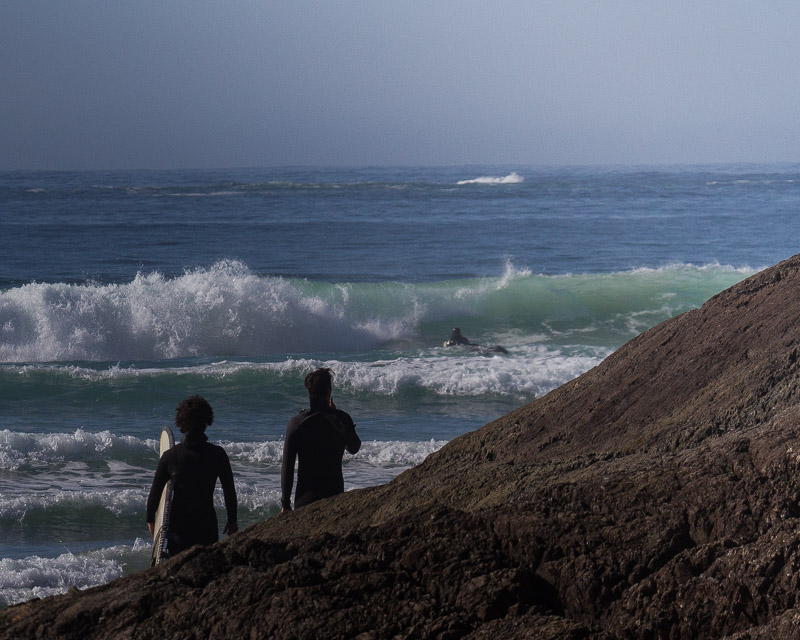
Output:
[
  {"left": 444, "top": 327, "right": 471, "bottom": 347},
  {"left": 443, "top": 327, "right": 508, "bottom": 354}
]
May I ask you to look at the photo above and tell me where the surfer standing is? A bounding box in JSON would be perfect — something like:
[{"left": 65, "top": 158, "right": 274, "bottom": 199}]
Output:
[
  {"left": 146, "top": 396, "right": 238, "bottom": 555},
  {"left": 281, "top": 368, "right": 361, "bottom": 512}
]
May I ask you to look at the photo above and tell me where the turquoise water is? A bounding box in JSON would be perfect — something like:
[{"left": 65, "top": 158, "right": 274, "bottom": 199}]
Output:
[{"left": 2, "top": 163, "right": 797, "bottom": 604}]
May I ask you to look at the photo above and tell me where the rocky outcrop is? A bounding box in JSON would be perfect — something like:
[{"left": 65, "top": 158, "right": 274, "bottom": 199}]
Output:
[{"left": 6, "top": 256, "right": 800, "bottom": 638}]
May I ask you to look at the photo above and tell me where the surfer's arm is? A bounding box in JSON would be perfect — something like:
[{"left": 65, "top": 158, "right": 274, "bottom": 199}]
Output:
[
  {"left": 345, "top": 423, "right": 361, "bottom": 455},
  {"left": 218, "top": 449, "right": 238, "bottom": 534},
  {"left": 280, "top": 422, "right": 299, "bottom": 512},
  {"left": 339, "top": 411, "right": 361, "bottom": 455}
]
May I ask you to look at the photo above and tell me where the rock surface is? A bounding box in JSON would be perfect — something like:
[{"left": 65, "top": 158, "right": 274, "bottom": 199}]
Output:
[{"left": 6, "top": 256, "right": 800, "bottom": 638}]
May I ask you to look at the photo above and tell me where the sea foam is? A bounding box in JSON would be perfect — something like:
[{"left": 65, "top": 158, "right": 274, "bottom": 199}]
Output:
[
  {"left": 0, "top": 261, "right": 395, "bottom": 361},
  {"left": 0, "top": 429, "right": 152, "bottom": 471},
  {"left": 457, "top": 172, "right": 524, "bottom": 185},
  {"left": 0, "top": 261, "right": 752, "bottom": 364},
  {"left": 0, "top": 547, "right": 133, "bottom": 607},
  {"left": 0, "top": 344, "right": 606, "bottom": 407},
  {"left": 1, "top": 426, "right": 447, "bottom": 473},
  {"left": 221, "top": 437, "right": 446, "bottom": 467},
  {"left": 0, "top": 488, "right": 146, "bottom": 520}
]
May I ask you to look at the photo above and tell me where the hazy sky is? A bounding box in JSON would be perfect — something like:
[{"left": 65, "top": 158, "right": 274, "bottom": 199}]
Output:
[{"left": 3, "top": 1, "right": 799, "bottom": 170}]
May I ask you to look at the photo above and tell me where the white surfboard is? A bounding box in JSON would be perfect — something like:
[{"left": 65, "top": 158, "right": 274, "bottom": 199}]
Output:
[{"left": 150, "top": 426, "right": 175, "bottom": 567}]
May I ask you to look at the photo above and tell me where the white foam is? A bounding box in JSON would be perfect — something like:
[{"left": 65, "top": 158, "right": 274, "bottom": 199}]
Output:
[
  {"left": 0, "top": 260, "right": 751, "bottom": 364},
  {"left": 222, "top": 438, "right": 446, "bottom": 467},
  {"left": 0, "top": 546, "right": 132, "bottom": 607},
  {"left": 223, "top": 483, "right": 282, "bottom": 512},
  {"left": 0, "top": 488, "right": 146, "bottom": 519},
  {"left": 222, "top": 440, "right": 285, "bottom": 464},
  {"left": 0, "top": 429, "right": 151, "bottom": 471},
  {"left": 1, "top": 423, "right": 447, "bottom": 473},
  {"left": 4, "top": 338, "right": 606, "bottom": 401},
  {"left": 351, "top": 438, "right": 446, "bottom": 465},
  {"left": 457, "top": 172, "right": 524, "bottom": 185},
  {"left": 296, "top": 348, "right": 606, "bottom": 398},
  {"left": 0, "top": 429, "right": 446, "bottom": 520},
  {"left": 0, "top": 261, "right": 403, "bottom": 362},
  {"left": 624, "top": 261, "right": 758, "bottom": 275}
]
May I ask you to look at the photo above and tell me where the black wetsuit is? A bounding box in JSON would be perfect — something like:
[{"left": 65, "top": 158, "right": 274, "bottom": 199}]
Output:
[
  {"left": 281, "top": 400, "right": 361, "bottom": 511},
  {"left": 446, "top": 329, "right": 470, "bottom": 346},
  {"left": 146, "top": 431, "right": 237, "bottom": 556}
]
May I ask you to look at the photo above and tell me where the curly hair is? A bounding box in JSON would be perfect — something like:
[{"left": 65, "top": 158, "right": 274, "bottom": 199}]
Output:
[{"left": 175, "top": 395, "right": 214, "bottom": 433}]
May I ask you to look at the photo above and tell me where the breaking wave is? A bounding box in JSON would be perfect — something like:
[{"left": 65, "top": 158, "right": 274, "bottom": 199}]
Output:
[
  {"left": 0, "top": 261, "right": 752, "bottom": 363},
  {"left": 457, "top": 172, "right": 524, "bottom": 185}
]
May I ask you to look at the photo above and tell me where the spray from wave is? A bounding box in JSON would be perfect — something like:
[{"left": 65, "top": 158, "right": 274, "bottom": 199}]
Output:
[
  {"left": 0, "top": 260, "right": 752, "bottom": 363},
  {"left": 457, "top": 172, "right": 524, "bottom": 185},
  {"left": 0, "top": 260, "right": 538, "bottom": 362},
  {"left": 0, "top": 261, "right": 405, "bottom": 362}
]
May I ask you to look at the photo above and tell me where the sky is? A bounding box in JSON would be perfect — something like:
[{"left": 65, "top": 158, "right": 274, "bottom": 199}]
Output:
[{"left": 2, "top": 1, "right": 799, "bottom": 170}]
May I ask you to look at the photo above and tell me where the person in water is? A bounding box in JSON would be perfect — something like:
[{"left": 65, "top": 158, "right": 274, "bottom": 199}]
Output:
[
  {"left": 444, "top": 327, "right": 509, "bottom": 353},
  {"left": 146, "top": 396, "right": 238, "bottom": 556},
  {"left": 281, "top": 367, "right": 361, "bottom": 512},
  {"left": 445, "top": 327, "right": 471, "bottom": 346}
]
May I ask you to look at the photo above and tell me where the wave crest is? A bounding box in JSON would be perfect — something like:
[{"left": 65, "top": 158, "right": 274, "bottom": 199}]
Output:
[
  {"left": 0, "top": 261, "right": 753, "bottom": 363},
  {"left": 0, "top": 547, "right": 130, "bottom": 607},
  {"left": 0, "top": 261, "right": 404, "bottom": 362},
  {"left": 457, "top": 172, "right": 524, "bottom": 185}
]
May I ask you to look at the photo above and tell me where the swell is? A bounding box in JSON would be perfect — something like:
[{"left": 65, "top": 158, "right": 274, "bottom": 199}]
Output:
[
  {"left": 0, "top": 261, "right": 753, "bottom": 363},
  {"left": 0, "top": 429, "right": 445, "bottom": 474}
]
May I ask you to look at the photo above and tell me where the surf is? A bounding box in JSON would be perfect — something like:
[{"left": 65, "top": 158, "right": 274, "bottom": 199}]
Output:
[
  {"left": 0, "top": 547, "right": 133, "bottom": 607},
  {"left": 456, "top": 172, "right": 524, "bottom": 185},
  {"left": 0, "top": 428, "right": 445, "bottom": 473},
  {"left": 0, "top": 261, "right": 753, "bottom": 363}
]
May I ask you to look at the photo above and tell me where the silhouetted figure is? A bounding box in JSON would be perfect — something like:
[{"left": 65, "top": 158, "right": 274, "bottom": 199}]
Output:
[
  {"left": 443, "top": 327, "right": 509, "bottom": 354},
  {"left": 445, "top": 327, "right": 471, "bottom": 346},
  {"left": 146, "top": 396, "right": 238, "bottom": 556},
  {"left": 281, "top": 368, "right": 361, "bottom": 512}
]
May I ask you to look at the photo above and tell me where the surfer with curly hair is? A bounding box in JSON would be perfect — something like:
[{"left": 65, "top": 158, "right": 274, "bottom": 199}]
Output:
[{"left": 146, "top": 396, "right": 238, "bottom": 556}]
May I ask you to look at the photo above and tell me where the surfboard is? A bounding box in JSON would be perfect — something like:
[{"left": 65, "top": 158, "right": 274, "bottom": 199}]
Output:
[{"left": 150, "top": 426, "right": 175, "bottom": 567}]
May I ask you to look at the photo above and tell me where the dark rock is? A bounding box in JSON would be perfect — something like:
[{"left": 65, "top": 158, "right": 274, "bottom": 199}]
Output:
[{"left": 8, "top": 255, "right": 800, "bottom": 638}]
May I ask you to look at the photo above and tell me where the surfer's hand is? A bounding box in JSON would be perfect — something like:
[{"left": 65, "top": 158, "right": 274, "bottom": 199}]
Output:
[
  {"left": 329, "top": 396, "right": 336, "bottom": 409},
  {"left": 224, "top": 522, "right": 238, "bottom": 535},
  {"left": 147, "top": 522, "right": 155, "bottom": 538}
]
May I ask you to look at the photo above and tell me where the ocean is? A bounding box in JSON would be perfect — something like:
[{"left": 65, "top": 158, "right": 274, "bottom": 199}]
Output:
[{"left": 1, "top": 163, "right": 797, "bottom": 606}]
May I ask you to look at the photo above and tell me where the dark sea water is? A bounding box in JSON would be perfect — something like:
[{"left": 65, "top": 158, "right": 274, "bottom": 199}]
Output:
[{"left": 1, "top": 163, "right": 797, "bottom": 605}]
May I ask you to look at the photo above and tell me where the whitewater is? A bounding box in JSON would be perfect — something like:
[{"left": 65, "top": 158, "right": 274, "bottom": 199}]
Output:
[{"left": 2, "top": 163, "right": 798, "bottom": 606}]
